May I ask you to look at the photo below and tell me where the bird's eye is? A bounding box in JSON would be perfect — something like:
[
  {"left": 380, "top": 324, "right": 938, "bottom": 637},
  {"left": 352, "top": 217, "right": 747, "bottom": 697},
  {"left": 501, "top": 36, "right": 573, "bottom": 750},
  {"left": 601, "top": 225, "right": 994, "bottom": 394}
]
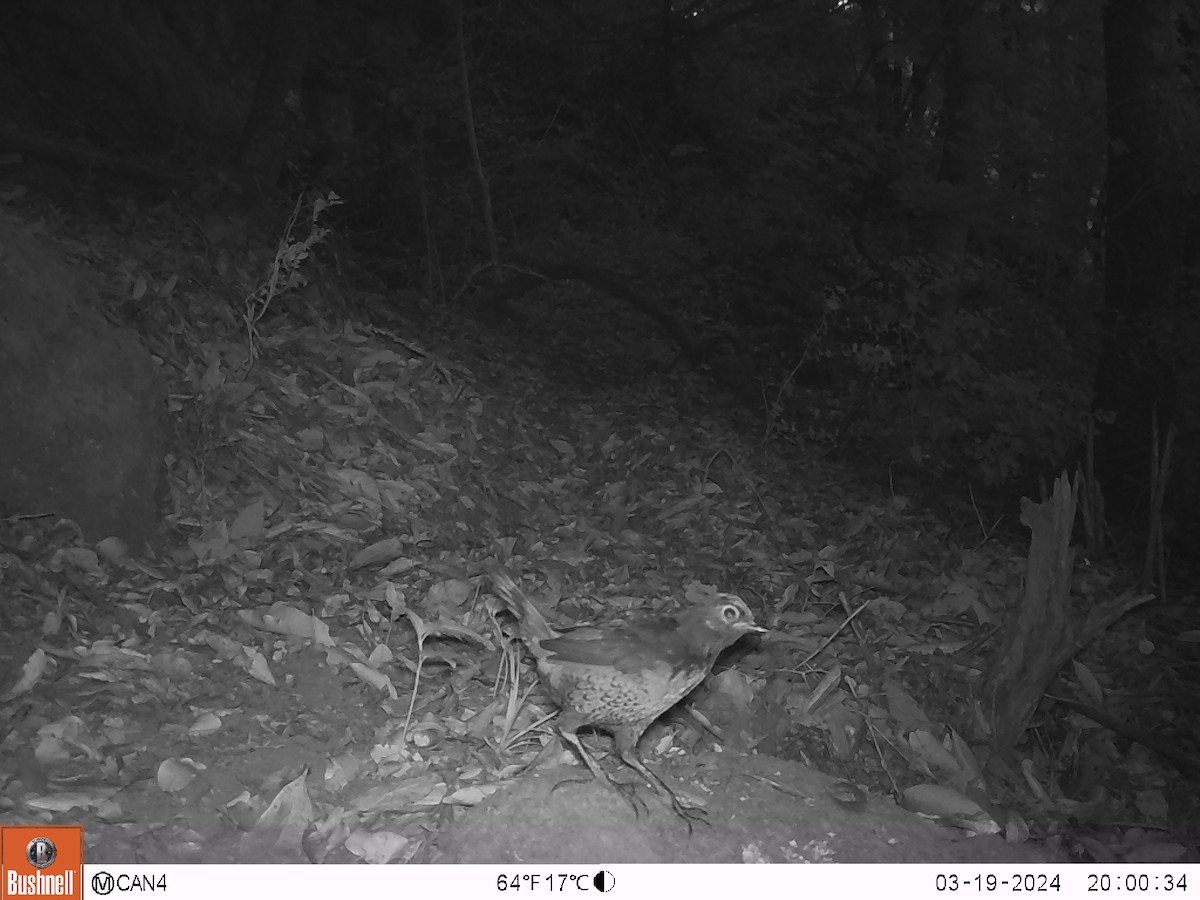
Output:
[{"left": 720, "top": 604, "right": 740, "bottom": 623}]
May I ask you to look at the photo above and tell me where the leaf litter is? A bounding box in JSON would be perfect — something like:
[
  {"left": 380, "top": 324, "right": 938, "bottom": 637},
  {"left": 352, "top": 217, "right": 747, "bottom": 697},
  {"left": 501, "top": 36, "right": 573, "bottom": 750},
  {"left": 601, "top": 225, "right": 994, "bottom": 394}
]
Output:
[{"left": 0, "top": 233, "right": 1193, "bottom": 864}]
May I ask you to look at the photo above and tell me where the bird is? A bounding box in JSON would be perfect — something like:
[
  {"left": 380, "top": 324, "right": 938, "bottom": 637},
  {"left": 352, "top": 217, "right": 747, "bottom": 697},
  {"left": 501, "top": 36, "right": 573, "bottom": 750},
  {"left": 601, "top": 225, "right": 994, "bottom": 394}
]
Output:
[{"left": 491, "top": 570, "right": 765, "bottom": 826}]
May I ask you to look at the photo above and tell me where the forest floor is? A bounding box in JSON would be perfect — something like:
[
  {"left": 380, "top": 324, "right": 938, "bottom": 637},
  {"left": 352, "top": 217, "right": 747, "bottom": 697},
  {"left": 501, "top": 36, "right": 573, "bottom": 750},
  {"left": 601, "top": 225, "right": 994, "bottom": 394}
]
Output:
[{"left": 0, "top": 201, "right": 1193, "bottom": 864}]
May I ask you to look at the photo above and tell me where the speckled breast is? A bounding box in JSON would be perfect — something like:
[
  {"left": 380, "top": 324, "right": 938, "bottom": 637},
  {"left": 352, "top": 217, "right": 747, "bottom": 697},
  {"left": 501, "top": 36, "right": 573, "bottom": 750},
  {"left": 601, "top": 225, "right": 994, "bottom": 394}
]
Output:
[{"left": 540, "top": 658, "right": 709, "bottom": 727}]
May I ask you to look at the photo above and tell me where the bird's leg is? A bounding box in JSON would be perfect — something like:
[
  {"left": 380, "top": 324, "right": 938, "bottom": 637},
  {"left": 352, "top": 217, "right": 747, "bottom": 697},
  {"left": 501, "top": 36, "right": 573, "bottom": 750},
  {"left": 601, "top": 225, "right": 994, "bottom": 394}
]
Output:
[
  {"left": 617, "top": 749, "right": 708, "bottom": 831},
  {"left": 552, "top": 720, "right": 647, "bottom": 816},
  {"left": 614, "top": 728, "right": 708, "bottom": 832},
  {"left": 557, "top": 727, "right": 609, "bottom": 782}
]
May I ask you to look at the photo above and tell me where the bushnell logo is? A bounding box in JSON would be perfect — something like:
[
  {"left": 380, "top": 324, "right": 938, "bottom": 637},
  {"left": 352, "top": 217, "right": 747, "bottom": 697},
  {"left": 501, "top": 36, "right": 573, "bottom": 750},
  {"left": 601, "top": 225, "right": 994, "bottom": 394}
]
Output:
[{"left": 25, "top": 837, "right": 57, "bottom": 869}]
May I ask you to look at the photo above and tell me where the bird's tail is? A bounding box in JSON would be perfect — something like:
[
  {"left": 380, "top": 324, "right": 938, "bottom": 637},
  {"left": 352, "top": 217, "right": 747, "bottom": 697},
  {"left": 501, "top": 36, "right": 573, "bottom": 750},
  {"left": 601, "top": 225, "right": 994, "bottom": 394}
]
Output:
[{"left": 491, "top": 571, "right": 556, "bottom": 642}]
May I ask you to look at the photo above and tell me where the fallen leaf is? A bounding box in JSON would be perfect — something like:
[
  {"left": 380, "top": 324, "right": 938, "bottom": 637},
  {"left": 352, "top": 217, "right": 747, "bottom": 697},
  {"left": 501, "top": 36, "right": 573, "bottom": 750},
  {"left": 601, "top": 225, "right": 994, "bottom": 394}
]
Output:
[{"left": 1, "top": 648, "right": 51, "bottom": 700}]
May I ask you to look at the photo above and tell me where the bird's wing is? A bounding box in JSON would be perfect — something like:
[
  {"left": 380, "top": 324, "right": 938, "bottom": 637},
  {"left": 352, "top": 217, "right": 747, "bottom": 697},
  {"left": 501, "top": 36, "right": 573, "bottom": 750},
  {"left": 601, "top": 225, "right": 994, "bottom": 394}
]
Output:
[
  {"left": 538, "top": 625, "right": 656, "bottom": 672},
  {"left": 539, "top": 619, "right": 702, "bottom": 673}
]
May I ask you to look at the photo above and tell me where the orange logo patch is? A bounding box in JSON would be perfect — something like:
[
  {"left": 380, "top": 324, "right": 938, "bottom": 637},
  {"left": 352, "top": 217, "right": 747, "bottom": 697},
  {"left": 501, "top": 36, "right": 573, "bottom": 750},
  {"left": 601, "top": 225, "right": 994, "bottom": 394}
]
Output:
[{"left": 0, "top": 826, "right": 83, "bottom": 900}]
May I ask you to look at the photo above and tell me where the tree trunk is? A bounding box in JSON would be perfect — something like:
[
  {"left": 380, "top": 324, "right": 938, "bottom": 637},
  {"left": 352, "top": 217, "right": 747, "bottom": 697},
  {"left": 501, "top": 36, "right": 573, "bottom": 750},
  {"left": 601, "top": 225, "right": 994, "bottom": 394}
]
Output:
[
  {"left": 860, "top": 0, "right": 903, "bottom": 136},
  {"left": 928, "top": 0, "right": 992, "bottom": 259},
  {"left": 980, "top": 475, "right": 1151, "bottom": 757},
  {"left": 1091, "top": 0, "right": 1182, "bottom": 524},
  {"left": 238, "top": 0, "right": 315, "bottom": 188}
]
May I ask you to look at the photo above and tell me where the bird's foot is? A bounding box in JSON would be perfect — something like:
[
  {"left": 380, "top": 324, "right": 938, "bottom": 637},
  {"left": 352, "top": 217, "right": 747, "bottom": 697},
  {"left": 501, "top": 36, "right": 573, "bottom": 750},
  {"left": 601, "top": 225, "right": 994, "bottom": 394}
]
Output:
[
  {"left": 607, "top": 777, "right": 650, "bottom": 818},
  {"left": 617, "top": 751, "right": 710, "bottom": 833},
  {"left": 663, "top": 788, "right": 709, "bottom": 834},
  {"left": 548, "top": 775, "right": 595, "bottom": 795},
  {"left": 549, "top": 772, "right": 649, "bottom": 817}
]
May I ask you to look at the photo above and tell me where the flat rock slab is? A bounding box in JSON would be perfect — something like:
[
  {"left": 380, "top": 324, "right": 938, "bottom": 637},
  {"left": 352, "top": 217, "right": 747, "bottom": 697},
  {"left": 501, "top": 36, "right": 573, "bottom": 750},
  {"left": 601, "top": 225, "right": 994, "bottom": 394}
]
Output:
[{"left": 437, "top": 751, "right": 1058, "bottom": 864}]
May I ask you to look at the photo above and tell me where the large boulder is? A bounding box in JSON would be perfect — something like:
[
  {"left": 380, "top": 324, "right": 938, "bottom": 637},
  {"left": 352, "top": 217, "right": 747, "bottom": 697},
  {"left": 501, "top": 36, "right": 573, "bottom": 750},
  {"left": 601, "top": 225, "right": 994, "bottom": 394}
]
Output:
[{"left": 0, "top": 211, "right": 165, "bottom": 552}]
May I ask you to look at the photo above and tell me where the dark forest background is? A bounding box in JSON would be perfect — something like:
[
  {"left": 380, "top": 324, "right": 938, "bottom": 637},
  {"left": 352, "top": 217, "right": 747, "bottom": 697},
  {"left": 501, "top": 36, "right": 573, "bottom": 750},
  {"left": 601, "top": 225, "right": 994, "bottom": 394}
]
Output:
[{"left": 1, "top": 0, "right": 1197, "bottom": 572}]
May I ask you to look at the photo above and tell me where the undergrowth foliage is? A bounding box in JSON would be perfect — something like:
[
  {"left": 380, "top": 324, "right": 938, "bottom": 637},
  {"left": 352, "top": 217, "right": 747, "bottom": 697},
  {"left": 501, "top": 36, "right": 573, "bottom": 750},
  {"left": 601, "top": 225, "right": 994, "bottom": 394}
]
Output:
[
  {"left": 775, "top": 255, "right": 1091, "bottom": 487},
  {"left": 243, "top": 191, "right": 342, "bottom": 358}
]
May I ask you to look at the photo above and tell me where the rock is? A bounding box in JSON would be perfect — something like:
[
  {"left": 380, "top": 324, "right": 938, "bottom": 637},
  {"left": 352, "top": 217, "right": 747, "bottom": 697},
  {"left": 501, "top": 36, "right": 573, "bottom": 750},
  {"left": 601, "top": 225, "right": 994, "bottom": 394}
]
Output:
[
  {"left": 0, "top": 211, "right": 165, "bottom": 552},
  {"left": 436, "top": 754, "right": 1060, "bottom": 863}
]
